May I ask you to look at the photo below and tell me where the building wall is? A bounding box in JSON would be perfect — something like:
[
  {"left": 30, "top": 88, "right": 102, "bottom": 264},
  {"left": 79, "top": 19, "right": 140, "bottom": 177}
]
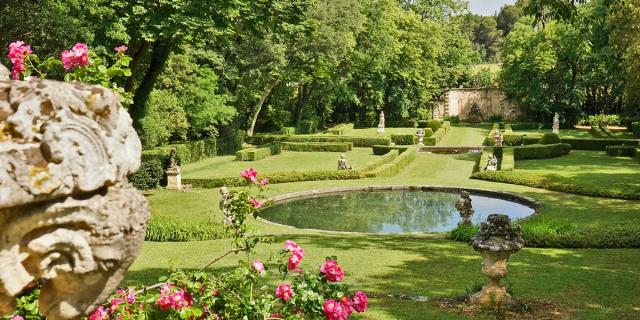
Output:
[{"left": 434, "top": 88, "right": 522, "bottom": 121}]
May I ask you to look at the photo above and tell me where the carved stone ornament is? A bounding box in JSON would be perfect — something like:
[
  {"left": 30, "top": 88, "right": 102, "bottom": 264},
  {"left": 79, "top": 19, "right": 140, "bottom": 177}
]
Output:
[
  {"left": 454, "top": 191, "right": 474, "bottom": 226},
  {"left": 0, "top": 79, "right": 150, "bottom": 319}
]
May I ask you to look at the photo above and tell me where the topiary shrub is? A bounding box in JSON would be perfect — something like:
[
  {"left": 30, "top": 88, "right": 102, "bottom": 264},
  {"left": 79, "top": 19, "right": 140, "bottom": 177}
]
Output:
[
  {"left": 282, "top": 142, "right": 353, "bottom": 152},
  {"left": 281, "top": 127, "right": 296, "bottom": 135},
  {"left": 539, "top": 133, "right": 561, "bottom": 145},
  {"left": 297, "top": 120, "right": 318, "bottom": 134},
  {"left": 606, "top": 145, "right": 638, "bottom": 157},
  {"left": 513, "top": 143, "right": 571, "bottom": 160},
  {"left": 426, "top": 119, "right": 442, "bottom": 131},
  {"left": 391, "top": 134, "right": 417, "bottom": 145},
  {"left": 129, "top": 158, "right": 164, "bottom": 190},
  {"left": 423, "top": 128, "right": 434, "bottom": 137},
  {"left": 561, "top": 138, "right": 639, "bottom": 151},
  {"left": 371, "top": 145, "right": 409, "bottom": 155},
  {"left": 247, "top": 147, "right": 272, "bottom": 161}
]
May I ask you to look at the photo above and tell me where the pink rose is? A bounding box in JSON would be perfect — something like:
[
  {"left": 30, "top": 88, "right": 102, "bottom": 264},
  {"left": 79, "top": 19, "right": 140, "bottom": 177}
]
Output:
[
  {"left": 284, "top": 240, "right": 298, "bottom": 251},
  {"left": 88, "top": 306, "right": 108, "bottom": 320},
  {"left": 110, "top": 297, "right": 123, "bottom": 311},
  {"left": 252, "top": 259, "right": 265, "bottom": 273},
  {"left": 114, "top": 45, "right": 128, "bottom": 53},
  {"left": 60, "top": 43, "right": 89, "bottom": 70},
  {"left": 8, "top": 41, "right": 32, "bottom": 80},
  {"left": 260, "top": 178, "right": 269, "bottom": 186},
  {"left": 320, "top": 260, "right": 345, "bottom": 282},
  {"left": 291, "top": 246, "right": 304, "bottom": 259},
  {"left": 352, "top": 291, "right": 368, "bottom": 313},
  {"left": 340, "top": 295, "right": 353, "bottom": 315},
  {"left": 287, "top": 252, "right": 302, "bottom": 270},
  {"left": 322, "top": 299, "right": 349, "bottom": 320},
  {"left": 249, "top": 198, "right": 261, "bottom": 209},
  {"left": 11, "top": 316, "right": 25, "bottom": 320},
  {"left": 275, "top": 284, "right": 293, "bottom": 301},
  {"left": 240, "top": 167, "right": 258, "bottom": 184},
  {"left": 125, "top": 288, "right": 137, "bottom": 304},
  {"left": 171, "top": 290, "right": 191, "bottom": 309}
]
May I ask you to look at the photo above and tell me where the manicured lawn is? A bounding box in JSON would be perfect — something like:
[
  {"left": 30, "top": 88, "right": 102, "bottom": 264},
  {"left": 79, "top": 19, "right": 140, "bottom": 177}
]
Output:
[
  {"left": 182, "top": 148, "right": 382, "bottom": 179},
  {"left": 438, "top": 125, "right": 490, "bottom": 146},
  {"left": 338, "top": 127, "right": 420, "bottom": 137},
  {"left": 511, "top": 128, "right": 594, "bottom": 139},
  {"left": 130, "top": 126, "right": 640, "bottom": 319}
]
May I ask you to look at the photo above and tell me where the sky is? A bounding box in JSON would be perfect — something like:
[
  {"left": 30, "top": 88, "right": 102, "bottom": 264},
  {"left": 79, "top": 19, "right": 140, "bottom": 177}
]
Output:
[{"left": 468, "top": 0, "right": 516, "bottom": 16}]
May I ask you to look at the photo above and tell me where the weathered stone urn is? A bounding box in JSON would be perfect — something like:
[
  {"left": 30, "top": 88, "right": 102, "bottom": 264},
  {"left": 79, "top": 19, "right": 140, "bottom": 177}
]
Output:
[
  {"left": 470, "top": 214, "right": 524, "bottom": 306},
  {"left": 0, "top": 76, "right": 149, "bottom": 319},
  {"left": 415, "top": 129, "right": 425, "bottom": 146}
]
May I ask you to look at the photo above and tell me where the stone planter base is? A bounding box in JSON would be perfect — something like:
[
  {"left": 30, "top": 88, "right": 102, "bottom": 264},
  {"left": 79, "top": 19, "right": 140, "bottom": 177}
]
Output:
[{"left": 470, "top": 285, "right": 511, "bottom": 305}]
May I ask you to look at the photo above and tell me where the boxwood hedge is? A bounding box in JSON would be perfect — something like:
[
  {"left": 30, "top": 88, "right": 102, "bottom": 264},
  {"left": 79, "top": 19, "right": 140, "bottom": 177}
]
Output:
[
  {"left": 513, "top": 143, "right": 571, "bottom": 160},
  {"left": 606, "top": 145, "right": 638, "bottom": 157},
  {"left": 391, "top": 134, "right": 417, "bottom": 145},
  {"left": 282, "top": 142, "right": 353, "bottom": 152}
]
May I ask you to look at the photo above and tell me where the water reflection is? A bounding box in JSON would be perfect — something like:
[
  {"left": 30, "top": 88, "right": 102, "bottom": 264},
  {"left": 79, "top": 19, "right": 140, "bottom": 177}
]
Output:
[{"left": 259, "top": 191, "right": 534, "bottom": 233}]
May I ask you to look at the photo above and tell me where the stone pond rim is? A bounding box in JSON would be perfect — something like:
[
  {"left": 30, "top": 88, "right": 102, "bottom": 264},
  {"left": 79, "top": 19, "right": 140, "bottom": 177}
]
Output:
[{"left": 257, "top": 185, "right": 542, "bottom": 235}]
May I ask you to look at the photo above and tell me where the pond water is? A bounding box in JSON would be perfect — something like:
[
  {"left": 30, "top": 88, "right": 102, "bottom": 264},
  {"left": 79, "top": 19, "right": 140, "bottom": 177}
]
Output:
[{"left": 259, "top": 191, "right": 534, "bottom": 233}]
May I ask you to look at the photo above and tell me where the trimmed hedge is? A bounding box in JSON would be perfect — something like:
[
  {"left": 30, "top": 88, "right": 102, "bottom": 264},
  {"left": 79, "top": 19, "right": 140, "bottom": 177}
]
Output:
[
  {"left": 606, "top": 145, "right": 638, "bottom": 157},
  {"left": 510, "top": 123, "right": 541, "bottom": 130},
  {"left": 361, "top": 150, "right": 400, "bottom": 172},
  {"left": 247, "top": 134, "right": 391, "bottom": 147},
  {"left": 599, "top": 125, "right": 615, "bottom": 137},
  {"left": 449, "top": 222, "right": 640, "bottom": 249},
  {"left": 386, "top": 119, "right": 418, "bottom": 128},
  {"left": 216, "top": 127, "right": 244, "bottom": 155},
  {"left": 391, "top": 134, "right": 417, "bottom": 145},
  {"left": 372, "top": 145, "right": 409, "bottom": 155},
  {"left": 424, "top": 122, "right": 450, "bottom": 146},
  {"left": 363, "top": 149, "right": 417, "bottom": 178},
  {"left": 235, "top": 148, "right": 256, "bottom": 161},
  {"left": 328, "top": 123, "right": 354, "bottom": 135},
  {"left": 298, "top": 120, "right": 318, "bottom": 134},
  {"left": 561, "top": 138, "right": 640, "bottom": 151},
  {"left": 282, "top": 142, "right": 353, "bottom": 152},
  {"left": 472, "top": 170, "right": 640, "bottom": 200},
  {"left": 513, "top": 143, "right": 571, "bottom": 160},
  {"left": 539, "top": 133, "right": 561, "bottom": 144},
  {"left": 146, "top": 218, "right": 232, "bottom": 242},
  {"left": 129, "top": 158, "right": 164, "bottom": 190},
  {"left": 632, "top": 122, "right": 640, "bottom": 138},
  {"left": 589, "top": 126, "right": 608, "bottom": 138},
  {"left": 247, "top": 147, "right": 272, "bottom": 161},
  {"left": 484, "top": 134, "right": 545, "bottom": 146},
  {"left": 423, "top": 128, "right": 434, "bottom": 137},
  {"left": 281, "top": 127, "right": 296, "bottom": 135},
  {"left": 184, "top": 170, "right": 362, "bottom": 189},
  {"left": 426, "top": 120, "right": 442, "bottom": 131}
]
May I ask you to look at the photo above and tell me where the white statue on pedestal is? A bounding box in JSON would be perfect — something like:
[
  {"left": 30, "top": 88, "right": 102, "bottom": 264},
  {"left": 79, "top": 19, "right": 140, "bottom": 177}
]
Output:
[
  {"left": 553, "top": 112, "right": 560, "bottom": 135},
  {"left": 166, "top": 149, "right": 182, "bottom": 190},
  {"left": 377, "top": 111, "right": 385, "bottom": 134}
]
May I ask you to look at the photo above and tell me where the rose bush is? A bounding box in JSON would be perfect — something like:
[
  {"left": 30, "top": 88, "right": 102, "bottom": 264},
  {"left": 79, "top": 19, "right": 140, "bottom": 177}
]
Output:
[
  {"left": 6, "top": 41, "right": 132, "bottom": 104},
  {"left": 5, "top": 169, "right": 368, "bottom": 320}
]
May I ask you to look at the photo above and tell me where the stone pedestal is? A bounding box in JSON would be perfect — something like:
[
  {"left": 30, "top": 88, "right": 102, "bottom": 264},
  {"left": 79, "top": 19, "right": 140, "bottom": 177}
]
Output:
[
  {"left": 416, "top": 129, "right": 425, "bottom": 146},
  {"left": 166, "top": 167, "right": 182, "bottom": 190},
  {"left": 470, "top": 214, "right": 524, "bottom": 306}
]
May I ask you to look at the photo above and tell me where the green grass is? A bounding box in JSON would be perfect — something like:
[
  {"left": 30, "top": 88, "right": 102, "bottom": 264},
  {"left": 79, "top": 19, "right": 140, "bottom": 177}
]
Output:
[
  {"left": 438, "top": 125, "right": 490, "bottom": 146},
  {"left": 474, "top": 150, "right": 640, "bottom": 200},
  {"left": 511, "top": 128, "right": 594, "bottom": 139},
  {"left": 182, "top": 148, "right": 382, "bottom": 179},
  {"left": 128, "top": 126, "right": 640, "bottom": 319},
  {"left": 338, "top": 127, "right": 419, "bottom": 137}
]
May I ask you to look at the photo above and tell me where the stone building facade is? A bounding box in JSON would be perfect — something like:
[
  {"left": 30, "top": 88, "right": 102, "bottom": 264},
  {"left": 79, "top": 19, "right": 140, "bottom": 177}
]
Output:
[{"left": 433, "top": 88, "right": 523, "bottom": 121}]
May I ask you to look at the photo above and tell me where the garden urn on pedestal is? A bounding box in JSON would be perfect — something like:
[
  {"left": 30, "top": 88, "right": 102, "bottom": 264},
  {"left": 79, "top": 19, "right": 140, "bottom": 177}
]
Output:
[
  {"left": 416, "top": 129, "right": 425, "bottom": 146},
  {"left": 470, "top": 214, "right": 524, "bottom": 306}
]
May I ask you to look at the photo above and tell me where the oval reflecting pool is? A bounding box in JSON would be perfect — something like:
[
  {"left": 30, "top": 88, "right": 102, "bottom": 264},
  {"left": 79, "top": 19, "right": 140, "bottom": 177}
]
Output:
[{"left": 259, "top": 191, "right": 535, "bottom": 233}]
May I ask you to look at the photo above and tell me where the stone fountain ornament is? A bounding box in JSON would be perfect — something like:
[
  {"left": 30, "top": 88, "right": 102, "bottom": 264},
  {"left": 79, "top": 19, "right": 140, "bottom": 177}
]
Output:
[
  {"left": 0, "top": 77, "right": 150, "bottom": 319},
  {"left": 455, "top": 191, "right": 474, "bottom": 225},
  {"left": 470, "top": 214, "right": 524, "bottom": 306}
]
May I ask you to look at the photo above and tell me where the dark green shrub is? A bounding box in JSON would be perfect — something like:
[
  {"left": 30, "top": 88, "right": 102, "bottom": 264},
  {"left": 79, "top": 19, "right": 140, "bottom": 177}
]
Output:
[
  {"left": 417, "top": 120, "right": 429, "bottom": 128},
  {"left": 444, "top": 115, "right": 460, "bottom": 124},
  {"left": 372, "top": 145, "right": 409, "bottom": 155},
  {"left": 203, "top": 137, "right": 217, "bottom": 157},
  {"left": 327, "top": 123, "right": 354, "bottom": 135},
  {"left": 510, "top": 123, "right": 541, "bottom": 130},
  {"left": 391, "top": 134, "right": 417, "bottom": 145},
  {"left": 297, "top": 120, "right": 318, "bottom": 134},
  {"left": 561, "top": 138, "right": 639, "bottom": 151},
  {"left": 484, "top": 134, "right": 543, "bottom": 146},
  {"left": 386, "top": 119, "right": 418, "bottom": 128},
  {"left": 423, "top": 128, "right": 434, "bottom": 137},
  {"left": 589, "top": 126, "right": 608, "bottom": 138},
  {"left": 217, "top": 126, "right": 244, "bottom": 155},
  {"left": 267, "top": 142, "right": 282, "bottom": 155},
  {"left": 426, "top": 119, "right": 442, "bottom": 131},
  {"left": 513, "top": 143, "right": 571, "bottom": 160},
  {"left": 129, "top": 158, "right": 164, "bottom": 190},
  {"left": 235, "top": 148, "right": 255, "bottom": 161},
  {"left": 606, "top": 145, "right": 638, "bottom": 157},
  {"left": 281, "top": 127, "right": 296, "bottom": 135},
  {"left": 282, "top": 142, "right": 353, "bottom": 152},
  {"left": 631, "top": 122, "right": 640, "bottom": 138},
  {"left": 538, "top": 133, "right": 561, "bottom": 145},
  {"left": 246, "top": 135, "right": 391, "bottom": 147},
  {"left": 247, "top": 147, "right": 272, "bottom": 161},
  {"left": 587, "top": 114, "right": 620, "bottom": 127}
]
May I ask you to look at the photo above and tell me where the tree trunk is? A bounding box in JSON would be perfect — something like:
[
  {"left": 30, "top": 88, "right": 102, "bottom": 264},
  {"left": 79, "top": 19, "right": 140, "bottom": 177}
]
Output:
[
  {"left": 295, "top": 84, "right": 308, "bottom": 127},
  {"left": 247, "top": 78, "right": 280, "bottom": 137},
  {"left": 130, "top": 39, "right": 175, "bottom": 131},
  {"left": 124, "top": 41, "right": 151, "bottom": 93}
]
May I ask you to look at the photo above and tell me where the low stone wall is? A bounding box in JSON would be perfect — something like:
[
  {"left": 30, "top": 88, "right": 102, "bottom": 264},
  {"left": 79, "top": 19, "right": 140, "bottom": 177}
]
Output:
[{"left": 434, "top": 88, "right": 524, "bottom": 121}]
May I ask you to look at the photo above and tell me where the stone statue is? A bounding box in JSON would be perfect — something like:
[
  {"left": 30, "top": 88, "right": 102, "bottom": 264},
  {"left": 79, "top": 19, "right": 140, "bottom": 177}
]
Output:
[
  {"left": 0, "top": 79, "right": 149, "bottom": 319},
  {"left": 415, "top": 129, "right": 425, "bottom": 146},
  {"left": 377, "top": 111, "right": 385, "bottom": 134},
  {"left": 493, "top": 130, "right": 504, "bottom": 147},
  {"left": 470, "top": 214, "right": 524, "bottom": 306},
  {"left": 455, "top": 191, "right": 474, "bottom": 225},
  {"left": 486, "top": 155, "right": 498, "bottom": 171},
  {"left": 553, "top": 112, "right": 560, "bottom": 134},
  {"left": 338, "top": 154, "right": 352, "bottom": 170},
  {"left": 165, "top": 149, "right": 182, "bottom": 190},
  {"left": 467, "top": 103, "right": 484, "bottom": 123},
  {"left": 219, "top": 186, "right": 233, "bottom": 225}
]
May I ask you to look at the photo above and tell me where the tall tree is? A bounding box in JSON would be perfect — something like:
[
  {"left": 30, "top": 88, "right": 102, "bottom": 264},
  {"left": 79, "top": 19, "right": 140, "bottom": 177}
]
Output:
[{"left": 497, "top": 4, "right": 522, "bottom": 36}]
